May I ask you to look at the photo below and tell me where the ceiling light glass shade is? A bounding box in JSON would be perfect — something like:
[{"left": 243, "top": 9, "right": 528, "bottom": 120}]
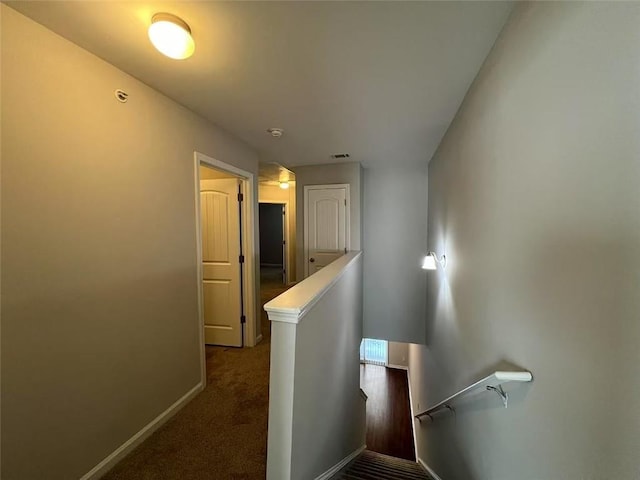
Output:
[
  {"left": 148, "top": 13, "right": 195, "bottom": 60},
  {"left": 279, "top": 181, "right": 290, "bottom": 190},
  {"left": 421, "top": 254, "right": 437, "bottom": 270}
]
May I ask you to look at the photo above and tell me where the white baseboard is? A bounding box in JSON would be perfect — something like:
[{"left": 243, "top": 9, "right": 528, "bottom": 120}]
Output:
[
  {"left": 417, "top": 457, "right": 444, "bottom": 480},
  {"left": 80, "top": 382, "right": 205, "bottom": 480},
  {"left": 359, "top": 388, "right": 368, "bottom": 401},
  {"left": 387, "top": 364, "right": 409, "bottom": 371},
  {"left": 314, "top": 444, "right": 366, "bottom": 480},
  {"left": 406, "top": 368, "right": 419, "bottom": 462}
]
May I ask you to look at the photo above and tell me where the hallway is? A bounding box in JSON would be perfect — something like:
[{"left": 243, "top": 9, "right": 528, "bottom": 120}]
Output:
[
  {"left": 360, "top": 364, "right": 415, "bottom": 461},
  {"left": 103, "top": 279, "right": 289, "bottom": 480}
]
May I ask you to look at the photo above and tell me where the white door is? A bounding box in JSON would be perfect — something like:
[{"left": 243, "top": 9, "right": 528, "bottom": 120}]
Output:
[
  {"left": 304, "top": 185, "right": 350, "bottom": 277},
  {"left": 200, "top": 178, "right": 243, "bottom": 347}
]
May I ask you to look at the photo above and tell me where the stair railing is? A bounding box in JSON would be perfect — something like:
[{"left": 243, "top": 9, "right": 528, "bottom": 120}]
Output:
[{"left": 414, "top": 370, "right": 533, "bottom": 421}]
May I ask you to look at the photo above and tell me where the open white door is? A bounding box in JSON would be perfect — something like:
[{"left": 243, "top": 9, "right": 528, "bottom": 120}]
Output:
[
  {"left": 200, "top": 178, "right": 243, "bottom": 347},
  {"left": 304, "top": 184, "right": 350, "bottom": 278}
]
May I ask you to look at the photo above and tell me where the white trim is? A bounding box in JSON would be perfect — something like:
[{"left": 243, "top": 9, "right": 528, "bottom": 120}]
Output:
[
  {"left": 387, "top": 364, "right": 409, "bottom": 371},
  {"left": 417, "top": 458, "right": 444, "bottom": 480},
  {"left": 313, "top": 444, "right": 366, "bottom": 480},
  {"left": 303, "top": 184, "right": 351, "bottom": 279},
  {"left": 193, "top": 158, "right": 207, "bottom": 384},
  {"left": 406, "top": 367, "right": 419, "bottom": 462},
  {"left": 80, "top": 382, "right": 204, "bottom": 480},
  {"left": 359, "top": 388, "right": 368, "bottom": 402},
  {"left": 197, "top": 154, "right": 254, "bottom": 179},
  {"left": 264, "top": 251, "right": 361, "bottom": 324},
  {"left": 240, "top": 176, "right": 258, "bottom": 347},
  {"left": 194, "top": 152, "right": 258, "bottom": 351}
]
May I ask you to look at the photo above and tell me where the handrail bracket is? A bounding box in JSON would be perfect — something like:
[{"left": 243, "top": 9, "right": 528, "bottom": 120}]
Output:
[{"left": 486, "top": 385, "right": 508, "bottom": 408}]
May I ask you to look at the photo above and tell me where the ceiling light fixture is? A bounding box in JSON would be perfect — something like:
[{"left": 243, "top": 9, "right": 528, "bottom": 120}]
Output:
[
  {"left": 279, "top": 181, "right": 290, "bottom": 190},
  {"left": 267, "top": 128, "right": 284, "bottom": 138},
  {"left": 422, "top": 252, "right": 447, "bottom": 270},
  {"left": 148, "top": 13, "right": 195, "bottom": 60}
]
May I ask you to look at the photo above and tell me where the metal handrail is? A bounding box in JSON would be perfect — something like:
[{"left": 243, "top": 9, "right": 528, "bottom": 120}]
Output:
[{"left": 414, "top": 370, "right": 533, "bottom": 421}]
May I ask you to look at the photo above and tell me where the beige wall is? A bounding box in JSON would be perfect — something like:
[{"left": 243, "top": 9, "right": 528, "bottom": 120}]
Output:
[
  {"left": 293, "top": 162, "right": 363, "bottom": 281},
  {"left": 387, "top": 342, "right": 408, "bottom": 368},
  {"left": 1, "top": 6, "right": 259, "bottom": 479},
  {"left": 200, "top": 165, "right": 237, "bottom": 180},
  {"left": 259, "top": 182, "right": 297, "bottom": 283},
  {"left": 410, "top": 3, "right": 640, "bottom": 479}
]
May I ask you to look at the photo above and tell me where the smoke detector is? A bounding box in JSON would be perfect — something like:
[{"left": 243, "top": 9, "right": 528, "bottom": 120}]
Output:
[
  {"left": 267, "top": 128, "right": 284, "bottom": 138},
  {"left": 331, "top": 153, "right": 350, "bottom": 159}
]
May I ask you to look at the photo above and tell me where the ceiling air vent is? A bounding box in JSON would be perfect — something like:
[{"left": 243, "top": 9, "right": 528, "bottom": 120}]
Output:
[{"left": 331, "top": 153, "right": 350, "bottom": 159}]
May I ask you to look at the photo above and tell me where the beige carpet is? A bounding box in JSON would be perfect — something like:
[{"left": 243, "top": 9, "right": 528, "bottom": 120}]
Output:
[{"left": 103, "top": 277, "right": 289, "bottom": 480}]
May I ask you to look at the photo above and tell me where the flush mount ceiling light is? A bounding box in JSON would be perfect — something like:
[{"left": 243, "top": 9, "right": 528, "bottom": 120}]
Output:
[
  {"left": 148, "top": 13, "right": 195, "bottom": 60},
  {"left": 279, "top": 181, "right": 290, "bottom": 190},
  {"left": 422, "top": 252, "right": 447, "bottom": 270},
  {"left": 267, "top": 128, "right": 284, "bottom": 138}
]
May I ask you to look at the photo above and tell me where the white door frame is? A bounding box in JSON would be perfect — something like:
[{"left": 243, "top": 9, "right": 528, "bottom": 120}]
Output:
[
  {"left": 194, "top": 152, "right": 258, "bottom": 380},
  {"left": 259, "top": 199, "right": 290, "bottom": 285},
  {"left": 303, "top": 184, "right": 350, "bottom": 278}
]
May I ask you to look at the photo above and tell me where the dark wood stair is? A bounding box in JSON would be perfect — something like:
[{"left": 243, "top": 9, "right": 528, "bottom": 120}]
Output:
[{"left": 330, "top": 450, "right": 433, "bottom": 480}]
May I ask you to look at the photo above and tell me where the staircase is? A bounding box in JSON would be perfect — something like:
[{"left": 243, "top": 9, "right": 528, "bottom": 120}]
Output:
[{"left": 331, "top": 450, "right": 433, "bottom": 480}]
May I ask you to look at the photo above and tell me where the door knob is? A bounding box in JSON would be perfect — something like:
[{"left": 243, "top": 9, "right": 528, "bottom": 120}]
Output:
[{"left": 309, "top": 258, "right": 315, "bottom": 263}]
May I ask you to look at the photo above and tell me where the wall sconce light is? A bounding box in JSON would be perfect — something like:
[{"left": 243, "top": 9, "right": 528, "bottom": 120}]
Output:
[
  {"left": 422, "top": 252, "right": 446, "bottom": 270},
  {"left": 279, "top": 181, "right": 290, "bottom": 190}
]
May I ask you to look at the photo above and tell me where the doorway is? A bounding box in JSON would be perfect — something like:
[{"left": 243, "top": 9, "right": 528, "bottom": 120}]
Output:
[
  {"left": 194, "top": 152, "right": 258, "bottom": 378},
  {"left": 259, "top": 203, "right": 286, "bottom": 285}
]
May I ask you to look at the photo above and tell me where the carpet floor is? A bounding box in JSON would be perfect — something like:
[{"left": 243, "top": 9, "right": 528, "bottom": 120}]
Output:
[{"left": 103, "top": 277, "right": 289, "bottom": 480}]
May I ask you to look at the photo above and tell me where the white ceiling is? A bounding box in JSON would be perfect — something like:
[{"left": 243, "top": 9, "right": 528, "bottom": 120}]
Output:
[
  {"left": 7, "top": 1, "right": 512, "bottom": 168},
  {"left": 258, "top": 162, "right": 295, "bottom": 186}
]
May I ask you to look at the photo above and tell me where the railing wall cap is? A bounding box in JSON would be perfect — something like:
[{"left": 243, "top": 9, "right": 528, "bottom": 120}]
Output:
[{"left": 264, "top": 251, "right": 362, "bottom": 325}]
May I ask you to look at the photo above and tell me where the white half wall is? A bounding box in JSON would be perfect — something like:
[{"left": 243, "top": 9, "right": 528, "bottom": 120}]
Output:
[{"left": 266, "top": 252, "right": 366, "bottom": 480}]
